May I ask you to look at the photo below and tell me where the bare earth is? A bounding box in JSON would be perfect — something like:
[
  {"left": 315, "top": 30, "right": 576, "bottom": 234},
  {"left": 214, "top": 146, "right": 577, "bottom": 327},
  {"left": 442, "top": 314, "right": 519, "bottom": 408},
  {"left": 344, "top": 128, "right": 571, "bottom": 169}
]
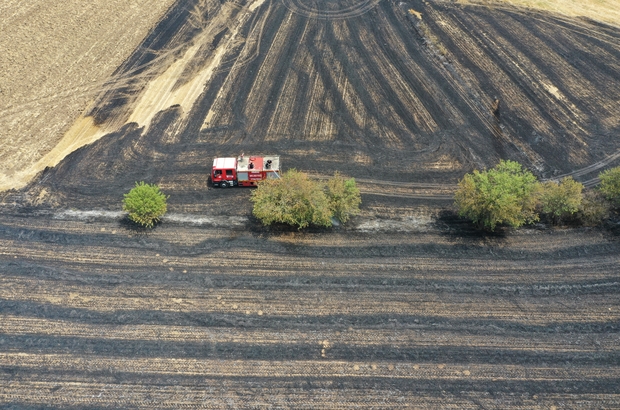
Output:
[{"left": 0, "top": 0, "right": 619, "bottom": 408}]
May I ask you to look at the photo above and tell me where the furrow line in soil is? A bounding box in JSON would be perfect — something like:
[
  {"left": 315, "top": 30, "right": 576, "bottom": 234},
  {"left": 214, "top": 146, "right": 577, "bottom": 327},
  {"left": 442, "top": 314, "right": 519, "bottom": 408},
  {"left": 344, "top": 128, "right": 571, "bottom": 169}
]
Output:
[
  {"left": 3, "top": 352, "right": 620, "bottom": 380},
  {"left": 1, "top": 315, "right": 618, "bottom": 351}
]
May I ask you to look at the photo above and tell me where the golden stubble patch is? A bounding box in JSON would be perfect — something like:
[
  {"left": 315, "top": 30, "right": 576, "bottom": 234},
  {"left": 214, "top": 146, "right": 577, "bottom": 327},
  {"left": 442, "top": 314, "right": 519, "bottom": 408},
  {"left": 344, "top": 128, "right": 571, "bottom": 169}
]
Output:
[
  {"left": 0, "top": 116, "right": 104, "bottom": 191},
  {"left": 458, "top": 0, "right": 620, "bottom": 27}
]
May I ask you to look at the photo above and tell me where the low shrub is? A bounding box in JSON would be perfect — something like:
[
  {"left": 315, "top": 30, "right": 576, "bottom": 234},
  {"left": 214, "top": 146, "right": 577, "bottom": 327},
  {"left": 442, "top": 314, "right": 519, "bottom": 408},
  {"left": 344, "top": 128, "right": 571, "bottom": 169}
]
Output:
[
  {"left": 598, "top": 166, "right": 620, "bottom": 207},
  {"left": 123, "top": 181, "right": 168, "bottom": 228},
  {"left": 575, "top": 190, "right": 610, "bottom": 226},
  {"left": 326, "top": 172, "right": 361, "bottom": 224},
  {"left": 539, "top": 177, "right": 583, "bottom": 224},
  {"left": 251, "top": 169, "right": 332, "bottom": 229},
  {"left": 454, "top": 160, "right": 540, "bottom": 231},
  {"left": 251, "top": 170, "right": 362, "bottom": 229}
]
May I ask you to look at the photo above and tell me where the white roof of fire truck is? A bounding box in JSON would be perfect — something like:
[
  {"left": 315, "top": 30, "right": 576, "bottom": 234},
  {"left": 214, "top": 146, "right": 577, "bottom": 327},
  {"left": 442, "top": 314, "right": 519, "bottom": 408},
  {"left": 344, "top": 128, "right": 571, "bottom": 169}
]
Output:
[
  {"left": 213, "top": 155, "right": 280, "bottom": 172},
  {"left": 212, "top": 157, "right": 237, "bottom": 169}
]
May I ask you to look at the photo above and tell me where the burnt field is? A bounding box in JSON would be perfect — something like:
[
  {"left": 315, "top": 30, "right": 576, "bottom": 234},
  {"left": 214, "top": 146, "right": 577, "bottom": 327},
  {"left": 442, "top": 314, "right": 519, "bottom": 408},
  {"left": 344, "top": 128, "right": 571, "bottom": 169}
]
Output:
[
  {"left": 0, "top": 210, "right": 619, "bottom": 408},
  {"left": 1, "top": 0, "right": 620, "bottom": 407}
]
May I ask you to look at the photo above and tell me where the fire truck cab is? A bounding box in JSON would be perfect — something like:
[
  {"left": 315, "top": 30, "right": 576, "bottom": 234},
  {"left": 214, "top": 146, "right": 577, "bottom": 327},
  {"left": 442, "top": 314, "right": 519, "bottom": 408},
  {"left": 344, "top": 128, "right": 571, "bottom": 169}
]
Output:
[{"left": 211, "top": 154, "right": 280, "bottom": 188}]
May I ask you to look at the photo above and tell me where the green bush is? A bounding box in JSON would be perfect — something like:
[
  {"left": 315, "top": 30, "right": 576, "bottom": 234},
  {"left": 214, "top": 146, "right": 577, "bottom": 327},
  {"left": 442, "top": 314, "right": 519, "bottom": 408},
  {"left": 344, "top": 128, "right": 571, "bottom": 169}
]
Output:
[
  {"left": 454, "top": 160, "right": 540, "bottom": 231},
  {"left": 251, "top": 169, "right": 333, "bottom": 229},
  {"left": 123, "top": 181, "right": 168, "bottom": 228},
  {"left": 598, "top": 166, "right": 620, "bottom": 207},
  {"left": 539, "top": 177, "right": 583, "bottom": 224},
  {"left": 577, "top": 190, "right": 610, "bottom": 226},
  {"left": 326, "top": 172, "right": 361, "bottom": 224}
]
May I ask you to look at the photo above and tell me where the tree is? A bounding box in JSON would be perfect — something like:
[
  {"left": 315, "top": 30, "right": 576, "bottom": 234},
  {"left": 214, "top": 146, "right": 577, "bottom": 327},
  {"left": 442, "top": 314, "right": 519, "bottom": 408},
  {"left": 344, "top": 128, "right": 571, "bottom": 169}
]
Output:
[
  {"left": 250, "top": 169, "right": 333, "bottom": 229},
  {"left": 454, "top": 160, "right": 540, "bottom": 231},
  {"left": 539, "top": 177, "right": 583, "bottom": 224},
  {"left": 123, "top": 181, "right": 168, "bottom": 228},
  {"left": 326, "top": 172, "right": 361, "bottom": 224},
  {"left": 598, "top": 166, "right": 620, "bottom": 207}
]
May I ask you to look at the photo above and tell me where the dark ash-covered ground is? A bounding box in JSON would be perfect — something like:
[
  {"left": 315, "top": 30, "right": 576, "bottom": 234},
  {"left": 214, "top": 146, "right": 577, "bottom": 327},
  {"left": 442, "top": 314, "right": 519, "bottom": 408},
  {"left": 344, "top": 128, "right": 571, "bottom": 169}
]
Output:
[
  {"left": 1, "top": 0, "right": 620, "bottom": 407},
  {"left": 0, "top": 208, "right": 619, "bottom": 408}
]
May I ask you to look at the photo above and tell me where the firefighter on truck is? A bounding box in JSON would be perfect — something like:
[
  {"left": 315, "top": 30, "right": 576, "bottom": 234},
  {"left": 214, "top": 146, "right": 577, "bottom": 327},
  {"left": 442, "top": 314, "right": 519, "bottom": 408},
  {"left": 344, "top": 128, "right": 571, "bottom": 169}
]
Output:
[{"left": 211, "top": 154, "right": 280, "bottom": 188}]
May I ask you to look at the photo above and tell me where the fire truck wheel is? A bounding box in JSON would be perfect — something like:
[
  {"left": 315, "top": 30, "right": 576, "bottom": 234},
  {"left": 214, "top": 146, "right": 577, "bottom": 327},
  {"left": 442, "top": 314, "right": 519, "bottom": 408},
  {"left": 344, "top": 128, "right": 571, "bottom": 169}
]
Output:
[{"left": 220, "top": 181, "right": 228, "bottom": 188}]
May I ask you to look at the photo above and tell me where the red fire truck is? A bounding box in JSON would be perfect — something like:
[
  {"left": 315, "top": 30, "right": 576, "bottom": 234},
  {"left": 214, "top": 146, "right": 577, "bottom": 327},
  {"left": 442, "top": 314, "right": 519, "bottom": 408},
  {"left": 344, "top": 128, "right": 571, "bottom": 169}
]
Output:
[{"left": 211, "top": 154, "right": 280, "bottom": 188}]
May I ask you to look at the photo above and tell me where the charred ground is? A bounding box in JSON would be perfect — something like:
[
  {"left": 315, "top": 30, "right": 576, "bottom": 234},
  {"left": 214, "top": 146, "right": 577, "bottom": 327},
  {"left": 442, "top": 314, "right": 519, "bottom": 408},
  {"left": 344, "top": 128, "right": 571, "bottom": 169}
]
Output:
[
  {"left": 0, "top": 208, "right": 619, "bottom": 407},
  {"left": 1, "top": 0, "right": 620, "bottom": 407}
]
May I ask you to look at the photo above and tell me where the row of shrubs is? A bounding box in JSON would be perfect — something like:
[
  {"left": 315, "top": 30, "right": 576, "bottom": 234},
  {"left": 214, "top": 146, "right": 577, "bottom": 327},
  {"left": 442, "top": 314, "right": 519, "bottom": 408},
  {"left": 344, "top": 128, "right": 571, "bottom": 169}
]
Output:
[
  {"left": 123, "top": 161, "right": 619, "bottom": 231},
  {"left": 455, "top": 160, "right": 620, "bottom": 231},
  {"left": 122, "top": 170, "right": 362, "bottom": 229}
]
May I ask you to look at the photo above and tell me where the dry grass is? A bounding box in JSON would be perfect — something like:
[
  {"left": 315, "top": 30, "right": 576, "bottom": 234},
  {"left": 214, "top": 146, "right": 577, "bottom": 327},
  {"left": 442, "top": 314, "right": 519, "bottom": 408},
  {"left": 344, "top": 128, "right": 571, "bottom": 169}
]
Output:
[{"left": 454, "top": 0, "right": 620, "bottom": 27}]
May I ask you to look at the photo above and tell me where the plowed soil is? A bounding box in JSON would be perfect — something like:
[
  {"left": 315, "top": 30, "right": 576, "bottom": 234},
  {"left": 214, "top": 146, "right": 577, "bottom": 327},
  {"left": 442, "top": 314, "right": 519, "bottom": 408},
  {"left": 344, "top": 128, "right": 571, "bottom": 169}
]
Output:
[{"left": 1, "top": 0, "right": 619, "bottom": 408}]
